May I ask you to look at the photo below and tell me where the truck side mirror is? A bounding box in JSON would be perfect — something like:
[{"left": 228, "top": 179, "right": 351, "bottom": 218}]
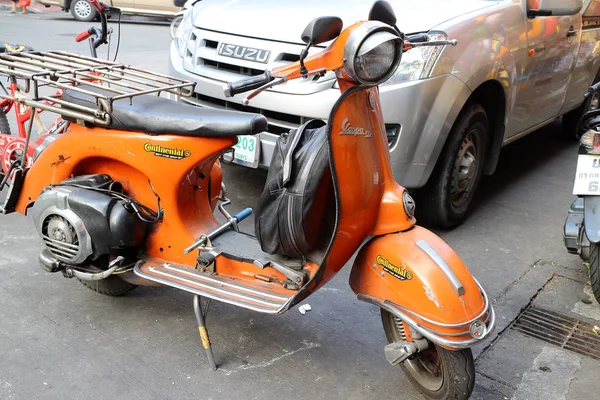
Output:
[{"left": 527, "top": 0, "right": 583, "bottom": 18}]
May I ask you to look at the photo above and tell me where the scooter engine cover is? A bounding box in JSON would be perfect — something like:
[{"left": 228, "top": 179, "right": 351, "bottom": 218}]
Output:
[{"left": 30, "top": 177, "right": 147, "bottom": 264}]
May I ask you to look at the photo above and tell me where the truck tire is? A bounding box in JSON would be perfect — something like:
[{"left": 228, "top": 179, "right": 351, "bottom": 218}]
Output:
[
  {"left": 563, "top": 71, "right": 600, "bottom": 139},
  {"left": 71, "top": 0, "right": 98, "bottom": 22},
  {"left": 416, "top": 103, "right": 488, "bottom": 229}
]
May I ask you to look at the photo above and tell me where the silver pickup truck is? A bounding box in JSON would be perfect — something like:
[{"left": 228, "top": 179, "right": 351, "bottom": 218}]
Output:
[{"left": 169, "top": 0, "right": 600, "bottom": 227}]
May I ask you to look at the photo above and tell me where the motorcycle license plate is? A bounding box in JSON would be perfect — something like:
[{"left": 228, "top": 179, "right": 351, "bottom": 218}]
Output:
[
  {"left": 232, "top": 134, "right": 260, "bottom": 168},
  {"left": 573, "top": 154, "right": 600, "bottom": 195}
]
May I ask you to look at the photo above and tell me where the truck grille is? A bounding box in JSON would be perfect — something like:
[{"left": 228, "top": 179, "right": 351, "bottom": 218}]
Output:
[{"left": 183, "top": 30, "right": 303, "bottom": 81}]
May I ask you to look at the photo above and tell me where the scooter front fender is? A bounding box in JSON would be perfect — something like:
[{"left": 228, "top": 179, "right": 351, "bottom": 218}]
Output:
[{"left": 349, "top": 226, "right": 495, "bottom": 349}]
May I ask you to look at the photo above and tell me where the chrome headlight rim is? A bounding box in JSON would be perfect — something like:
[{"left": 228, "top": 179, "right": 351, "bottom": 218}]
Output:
[{"left": 343, "top": 21, "right": 403, "bottom": 86}]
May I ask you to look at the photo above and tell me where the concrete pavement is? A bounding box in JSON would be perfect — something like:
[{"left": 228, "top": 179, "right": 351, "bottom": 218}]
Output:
[{"left": 1, "top": 9, "right": 599, "bottom": 400}]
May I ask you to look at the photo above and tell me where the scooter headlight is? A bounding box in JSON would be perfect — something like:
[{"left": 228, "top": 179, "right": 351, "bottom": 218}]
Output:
[
  {"left": 580, "top": 128, "right": 600, "bottom": 155},
  {"left": 344, "top": 22, "right": 403, "bottom": 85}
]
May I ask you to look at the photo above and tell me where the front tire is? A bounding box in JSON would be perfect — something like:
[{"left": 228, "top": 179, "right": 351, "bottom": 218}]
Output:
[
  {"left": 71, "top": 0, "right": 98, "bottom": 22},
  {"left": 381, "top": 309, "right": 475, "bottom": 400},
  {"left": 416, "top": 103, "right": 488, "bottom": 229},
  {"left": 589, "top": 243, "right": 600, "bottom": 303}
]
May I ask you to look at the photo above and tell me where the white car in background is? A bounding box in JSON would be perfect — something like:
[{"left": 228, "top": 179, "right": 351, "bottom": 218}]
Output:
[{"left": 169, "top": 0, "right": 600, "bottom": 227}]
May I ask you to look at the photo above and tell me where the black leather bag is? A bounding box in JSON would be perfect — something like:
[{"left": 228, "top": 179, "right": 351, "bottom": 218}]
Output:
[{"left": 255, "top": 119, "right": 333, "bottom": 260}]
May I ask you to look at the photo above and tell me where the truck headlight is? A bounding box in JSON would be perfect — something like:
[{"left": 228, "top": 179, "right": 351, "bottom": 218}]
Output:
[
  {"left": 174, "top": 8, "right": 194, "bottom": 58},
  {"left": 343, "top": 22, "right": 402, "bottom": 86},
  {"left": 580, "top": 128, "right": 600, "bottom": 155},
  {"left": 383, "top": 31, "right": 448, "bottom": 86}
]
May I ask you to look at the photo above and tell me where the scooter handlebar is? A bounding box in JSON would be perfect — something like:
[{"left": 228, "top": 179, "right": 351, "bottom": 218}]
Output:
[
  {"left": 88, "top": 0, "right": 105, "bottom": 13},
  {"left": 406, "top": 33, "right": 428, "bottom": 43},
  {"left": 233, "top": 208, "right": 253, "bottom": 223},
  {"left": 224, "top": 72, "right": 273, "bottom": 98},
  {"left": 75, "top": 29, "right": 93, "bottom": 42}
]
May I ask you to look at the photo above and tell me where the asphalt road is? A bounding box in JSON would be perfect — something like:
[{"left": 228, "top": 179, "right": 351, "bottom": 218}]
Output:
[{"left": 1, "top": 9, "right": 599, "bottom": 400}]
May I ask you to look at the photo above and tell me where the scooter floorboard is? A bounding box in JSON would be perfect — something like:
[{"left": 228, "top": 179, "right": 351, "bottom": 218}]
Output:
[{"left": 133, "top": 259, "right": 296, "bottom": 314}]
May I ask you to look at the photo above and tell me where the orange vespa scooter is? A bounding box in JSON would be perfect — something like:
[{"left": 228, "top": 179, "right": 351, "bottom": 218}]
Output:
[{"left": 0, "top": 1, "right": 494, "bottom": 399}]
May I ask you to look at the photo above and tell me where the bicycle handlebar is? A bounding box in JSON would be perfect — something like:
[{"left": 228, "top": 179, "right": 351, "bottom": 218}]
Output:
[{"left": 75, "top": 29, "right": 93, "bottom": 43}]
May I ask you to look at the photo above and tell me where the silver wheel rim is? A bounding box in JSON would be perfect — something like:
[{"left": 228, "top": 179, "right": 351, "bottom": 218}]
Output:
[
  {"left": 451, "top": 131, "right": 479, "bottom": 209},
  {"left": 75, "top": 1, "right": 92, "bottom": 18},
  {"left": 388, "top": 314, "right": 443, "bottom": 392}
]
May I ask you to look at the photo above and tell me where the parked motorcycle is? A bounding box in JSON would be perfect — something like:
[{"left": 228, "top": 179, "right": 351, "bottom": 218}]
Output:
[
  {"left": 0, "top": 1, "right": 495, "bottom": 399},
  {"left": 564, "top": 81, "right": 600, "bottom": 303}
]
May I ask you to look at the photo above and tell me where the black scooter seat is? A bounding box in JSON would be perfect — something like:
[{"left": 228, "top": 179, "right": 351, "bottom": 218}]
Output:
[{"left": 61, "top": 86, "right": 267, "bottom": 137}]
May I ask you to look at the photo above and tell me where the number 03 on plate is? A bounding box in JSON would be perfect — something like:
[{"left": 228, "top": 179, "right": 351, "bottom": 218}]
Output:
[{"left": 573, "top": 154, "right": 600, "bottom": 195}]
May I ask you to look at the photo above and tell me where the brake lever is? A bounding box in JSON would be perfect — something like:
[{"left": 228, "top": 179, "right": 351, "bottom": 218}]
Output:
[{"left": 241, "top": 76, "right": 285, "bottom": 106}]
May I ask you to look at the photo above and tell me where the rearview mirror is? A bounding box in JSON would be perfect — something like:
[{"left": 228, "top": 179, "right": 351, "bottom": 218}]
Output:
[
  {"left": 301, "top": 16, "right": 343, "bottom": 45},
  {"left": 527, "top": 0, "right": 583, "bottom": 17},
  {"left": 368, "top": 0, "right": 397, "bottom": 26}
]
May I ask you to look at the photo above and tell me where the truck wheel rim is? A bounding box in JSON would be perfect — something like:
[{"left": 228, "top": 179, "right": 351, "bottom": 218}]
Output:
[
  {"left": 451, "top": 131, "right": 479, "bottom": 209},
  {"left": 75, "top": 1, "right": 92, "bottom": 18}
]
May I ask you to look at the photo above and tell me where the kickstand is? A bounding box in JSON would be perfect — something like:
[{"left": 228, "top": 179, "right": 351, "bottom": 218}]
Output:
[{"left": 193, "top": 294, "right": 217, "bottom": 371}]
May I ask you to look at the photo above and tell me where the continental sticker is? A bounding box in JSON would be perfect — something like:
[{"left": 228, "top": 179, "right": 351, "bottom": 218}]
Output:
[
  {"left": 377, "top": 255, "right": 413, "bottom": 281},
  {"left": 144, "top": 143, "right": 191, "bottom": 160}
]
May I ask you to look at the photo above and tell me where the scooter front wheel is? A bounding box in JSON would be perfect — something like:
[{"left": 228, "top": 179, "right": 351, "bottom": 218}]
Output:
[{"left": 381, "top": 309, "right": 475, "bottom": 400}]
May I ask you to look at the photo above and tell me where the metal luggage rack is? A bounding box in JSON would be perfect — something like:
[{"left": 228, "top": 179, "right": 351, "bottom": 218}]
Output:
[{"left": 0, "top": 50, "right": 196, "bottom": 126}]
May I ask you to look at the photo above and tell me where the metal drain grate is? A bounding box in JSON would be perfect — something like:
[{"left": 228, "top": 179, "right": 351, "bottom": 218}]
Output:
[{"left": 512, "top": 306, "right": 600, "bottom": 361}]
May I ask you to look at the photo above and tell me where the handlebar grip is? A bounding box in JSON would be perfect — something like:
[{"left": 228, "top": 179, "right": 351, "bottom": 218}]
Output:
[
  {"left": 233, "top": 208, "right": 253, "bottom": 223},
  {"left": 88, "top": 0, "right": 105, "bottom": 13},
  {"left": 75, "top": 29, "right": 93, "bottom": 43},
  {"left": 224, "top": 72, "right": 272, "bottom": 98},
  {"left": 406, "top": 33, "right": 429, "bottom": 43}
]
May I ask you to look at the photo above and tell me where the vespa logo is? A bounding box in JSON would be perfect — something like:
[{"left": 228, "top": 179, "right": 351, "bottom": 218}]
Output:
[
  {"left": 340, "top": 118, "right": 372, "bottom": 138},
  {"left": 218, "top": 43, "right": 271, "bottom": 64}
]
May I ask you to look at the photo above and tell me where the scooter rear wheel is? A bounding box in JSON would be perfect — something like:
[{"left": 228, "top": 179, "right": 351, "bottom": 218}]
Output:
[
  {"left": 381, "top": 309, "right": 475, "bottom": 400},
  {"left": 77, "top": 257, "right": 137, "bottom": 296}
]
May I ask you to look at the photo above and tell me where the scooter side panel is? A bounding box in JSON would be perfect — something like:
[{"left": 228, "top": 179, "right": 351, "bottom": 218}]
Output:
[{"left": 16, "top": 124, "right": 234, "bottom": 265}]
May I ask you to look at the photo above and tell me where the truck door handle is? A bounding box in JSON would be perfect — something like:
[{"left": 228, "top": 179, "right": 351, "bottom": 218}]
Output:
[{"left": 567, "top": 26, "right": 578, "bottom": 37}]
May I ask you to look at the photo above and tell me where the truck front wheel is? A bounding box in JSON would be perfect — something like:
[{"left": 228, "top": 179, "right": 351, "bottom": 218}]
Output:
[{"left": 417, "top": 103, "right": 488, "bottom": 229}]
